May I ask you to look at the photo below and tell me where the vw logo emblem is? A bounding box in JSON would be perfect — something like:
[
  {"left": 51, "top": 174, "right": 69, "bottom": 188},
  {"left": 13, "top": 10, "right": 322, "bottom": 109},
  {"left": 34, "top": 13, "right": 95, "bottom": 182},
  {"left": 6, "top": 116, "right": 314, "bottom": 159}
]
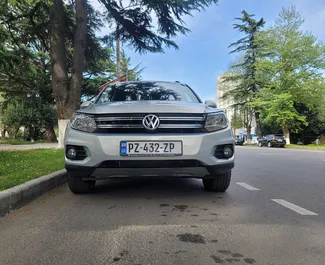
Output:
[{"left": 142, "top": 114, "right": 160, "bottom": 131}]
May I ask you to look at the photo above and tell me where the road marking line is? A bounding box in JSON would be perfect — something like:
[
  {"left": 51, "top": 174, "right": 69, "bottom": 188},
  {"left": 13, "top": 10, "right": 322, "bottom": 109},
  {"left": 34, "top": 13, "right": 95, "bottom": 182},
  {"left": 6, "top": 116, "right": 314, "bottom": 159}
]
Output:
[
  {"left": 236, "top": 182, "right": 260, "bottom": 191},
  {"left": 271, "top": 199, "right": 318, "bottom": 216},
  {"left": 260, "top": 153, "right": 272, "bottom": 155}
]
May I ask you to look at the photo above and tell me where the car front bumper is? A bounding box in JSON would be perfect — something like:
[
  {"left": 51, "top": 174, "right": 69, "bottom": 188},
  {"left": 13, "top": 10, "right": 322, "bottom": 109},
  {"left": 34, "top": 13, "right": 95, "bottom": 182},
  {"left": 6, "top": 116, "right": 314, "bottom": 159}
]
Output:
[{"left": 64, "top": 125, "right": 235, "bottom": 179}]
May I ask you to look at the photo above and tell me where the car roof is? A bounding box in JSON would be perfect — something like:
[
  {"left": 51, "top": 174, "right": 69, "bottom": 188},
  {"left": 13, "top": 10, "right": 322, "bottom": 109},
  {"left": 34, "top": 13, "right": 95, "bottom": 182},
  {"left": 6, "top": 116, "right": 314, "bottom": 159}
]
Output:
[{"left": 113, "top": 80, "right": 186, "bottom": 86}]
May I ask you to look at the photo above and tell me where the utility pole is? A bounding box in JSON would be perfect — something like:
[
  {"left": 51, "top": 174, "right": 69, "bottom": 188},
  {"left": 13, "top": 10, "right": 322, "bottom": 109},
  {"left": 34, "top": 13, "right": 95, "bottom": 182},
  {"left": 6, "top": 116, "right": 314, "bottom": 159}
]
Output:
[{"left": 116, "top": 24, "right": 121, "bottom": 80}]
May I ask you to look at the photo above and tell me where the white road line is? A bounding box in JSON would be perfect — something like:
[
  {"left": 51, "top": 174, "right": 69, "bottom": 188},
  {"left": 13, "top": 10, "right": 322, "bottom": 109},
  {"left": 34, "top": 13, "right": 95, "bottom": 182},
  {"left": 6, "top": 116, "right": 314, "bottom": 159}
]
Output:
[
  {"left": 272, "top": 199, "right": 318, "bottom": 216},
  {"left": 236, "top": 182, "right": 260, "bottom": 191},
  {"left": 260, "top": 153, "right": 272, "bottom": 155}
]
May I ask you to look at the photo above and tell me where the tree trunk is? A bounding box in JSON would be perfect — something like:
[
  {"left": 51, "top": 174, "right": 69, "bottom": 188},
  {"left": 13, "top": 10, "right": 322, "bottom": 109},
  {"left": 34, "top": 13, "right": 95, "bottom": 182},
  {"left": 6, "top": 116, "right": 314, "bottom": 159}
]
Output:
[
  {"left": 44, "top": 124, "right": 57, "bottom": 142},
  {"left": 50, "top": 0, "right": 70, "bottom": 119},
  {"left": 50, "top": 0, "right": 88, "bottom": 148},
  {"left": 50, "top": 0, "right": 69, "bottom": 148},
  {"left": 246, "top": 125, "right": 252, "bottom": 144},
  {"left": 254, "top": 111, "right": 263, "bottom": 138},
  {"left": 283, "top": 125, "right": 290, "bottom": 144},
  {"left": 70, "top": 0, "right": 88, "bottom": 111}
]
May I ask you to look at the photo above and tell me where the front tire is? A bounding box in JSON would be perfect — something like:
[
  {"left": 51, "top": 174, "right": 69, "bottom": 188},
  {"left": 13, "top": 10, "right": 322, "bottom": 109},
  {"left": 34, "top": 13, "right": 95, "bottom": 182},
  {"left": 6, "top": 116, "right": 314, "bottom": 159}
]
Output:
[
  {"left": 203, "top": 171, "right": 231, "bottom": 192},
  {"left": 67, "top": 174, "right": 96, "bottom": 194},
  {"left": 258, "top": 142, "right": 263, "bottom": 147},
  {"left": 267, "top": 142, "right": 272, "bottom": 148}
]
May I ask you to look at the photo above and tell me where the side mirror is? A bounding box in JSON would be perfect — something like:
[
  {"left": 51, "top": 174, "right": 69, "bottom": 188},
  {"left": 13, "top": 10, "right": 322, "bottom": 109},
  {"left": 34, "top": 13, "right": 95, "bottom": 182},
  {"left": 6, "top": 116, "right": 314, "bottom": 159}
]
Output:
[
  {"left": 205, "top": 100, "right": 217, "bottom": 108},
  {"left": 80, "top": 101, "right": 92, "bottom": 109}
]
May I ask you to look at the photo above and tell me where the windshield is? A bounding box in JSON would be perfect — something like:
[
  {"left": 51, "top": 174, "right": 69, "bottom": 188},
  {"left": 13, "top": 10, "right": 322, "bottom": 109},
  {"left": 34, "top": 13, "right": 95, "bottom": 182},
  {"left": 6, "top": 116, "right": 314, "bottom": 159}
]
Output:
[{"left": 96, "top": 81, "right": 200, "bottom": 104}]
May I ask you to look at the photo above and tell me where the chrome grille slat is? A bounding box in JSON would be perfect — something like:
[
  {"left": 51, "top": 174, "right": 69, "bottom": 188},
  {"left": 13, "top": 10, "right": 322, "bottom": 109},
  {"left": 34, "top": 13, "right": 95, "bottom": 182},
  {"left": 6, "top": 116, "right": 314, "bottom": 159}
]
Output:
[
  {"left": 159, "top": 117, "right": 204, "bottom": 121},
  {"left": 97, "top": 124, "right": 143, "bottom": 129},
  {"left": 97, "top": 124, "right": 202, "bottom": 129},
  {"left": 159, "top": 124, "right": 202, "bottom": 129},
  {"left": 95, "top": 117, "right": 143, "bottom": 121},
  {"left": 94, "top": 113, "right": 205, "bottom": 133},
  {"left": 95, "top": 116, "right": 204, "bottom": 122}
]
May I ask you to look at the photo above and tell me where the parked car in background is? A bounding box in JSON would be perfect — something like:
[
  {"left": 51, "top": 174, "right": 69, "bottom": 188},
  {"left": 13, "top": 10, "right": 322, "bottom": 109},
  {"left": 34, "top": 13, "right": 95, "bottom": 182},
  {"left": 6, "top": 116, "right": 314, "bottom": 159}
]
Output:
[
  {"left": 234, "top": 137, "right": 244, "bottom": 146},
  {"left": 258, "top": 134, "right": 286, "bottom": 148}
]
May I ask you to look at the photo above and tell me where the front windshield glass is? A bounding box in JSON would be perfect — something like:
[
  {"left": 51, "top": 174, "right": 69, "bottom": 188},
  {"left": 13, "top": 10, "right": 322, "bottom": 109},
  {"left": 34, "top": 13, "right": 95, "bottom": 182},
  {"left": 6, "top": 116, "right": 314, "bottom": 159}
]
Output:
[{"left": 96, "top": 82, "right": 200, "bottom": 104}]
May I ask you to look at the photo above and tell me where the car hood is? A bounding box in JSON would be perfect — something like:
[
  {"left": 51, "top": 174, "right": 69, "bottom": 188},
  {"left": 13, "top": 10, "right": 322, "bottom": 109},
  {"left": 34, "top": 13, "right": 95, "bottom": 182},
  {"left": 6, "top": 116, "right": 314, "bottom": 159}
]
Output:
[{"left": 79, "top": 101, "right": 220, "bottom": 114}]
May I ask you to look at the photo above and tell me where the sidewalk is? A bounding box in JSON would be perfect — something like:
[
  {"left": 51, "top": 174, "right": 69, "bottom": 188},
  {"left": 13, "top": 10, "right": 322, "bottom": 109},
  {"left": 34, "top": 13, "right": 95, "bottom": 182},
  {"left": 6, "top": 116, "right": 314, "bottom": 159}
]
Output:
[{"left": 0, "top": 143, "right": 58, "bottom": 151}]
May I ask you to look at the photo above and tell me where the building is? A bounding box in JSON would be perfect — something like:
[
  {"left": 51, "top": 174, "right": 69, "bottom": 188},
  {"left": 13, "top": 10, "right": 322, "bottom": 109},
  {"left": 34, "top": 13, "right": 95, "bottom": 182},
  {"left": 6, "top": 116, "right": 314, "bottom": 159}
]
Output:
[
  {"left": 216, "top": 73, "right": 237, "bottom": 122},
  {"left": 216, "top": 72, "right": 257, "bottom": 143}
]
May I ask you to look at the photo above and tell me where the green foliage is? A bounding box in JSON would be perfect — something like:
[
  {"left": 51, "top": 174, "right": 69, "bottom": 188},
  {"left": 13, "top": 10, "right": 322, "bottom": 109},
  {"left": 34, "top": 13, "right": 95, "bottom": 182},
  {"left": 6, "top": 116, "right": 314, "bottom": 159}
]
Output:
[
  {"left": 228, "top": 10, "right": 265, "bottom": 92},
  {"left": 81, "top": 49, "right": 144, "bottom": 99},
  {"left": 221, "top": 10, "right": 265, "bottom": 138},
  {"left": 1, "top": 97, "right": 57, "bottom": 140},
  {"left": 100, "top": 0, "right": 219, "bottom": 53},
  {"left": 224, "top": 6, "right": 325, "bottom": 142},
  {"left": 0, "top": 103, "right": 24, "bottom": 138},
  {"left": 255, "top": 6, "right": 325, "bottom": 136},
  {"left": 231, "top": 114, "right": 244, "bottom": 129},
  {"left": 251, "top": 90, "right": 307, "bottom": 133},
  {"left": 120, "top": 50, "right": 144, "bottom": 81},
  {"left": 1, "top": 0, "right": 145, "bottom": 132}
]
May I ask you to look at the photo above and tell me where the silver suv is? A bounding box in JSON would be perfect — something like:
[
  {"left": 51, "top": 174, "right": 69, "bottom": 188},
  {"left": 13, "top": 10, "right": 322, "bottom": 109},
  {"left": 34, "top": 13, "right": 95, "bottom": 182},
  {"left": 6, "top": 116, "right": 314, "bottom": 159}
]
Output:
[{"left": 64, "top": 81, "right": 235, "bottom": 193}]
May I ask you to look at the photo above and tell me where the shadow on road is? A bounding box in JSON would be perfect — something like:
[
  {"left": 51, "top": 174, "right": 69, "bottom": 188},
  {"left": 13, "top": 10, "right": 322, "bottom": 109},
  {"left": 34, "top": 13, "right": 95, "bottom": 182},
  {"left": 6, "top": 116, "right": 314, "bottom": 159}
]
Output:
[{"left": 92, "top": 178, "right": 228, "bottom": 200}]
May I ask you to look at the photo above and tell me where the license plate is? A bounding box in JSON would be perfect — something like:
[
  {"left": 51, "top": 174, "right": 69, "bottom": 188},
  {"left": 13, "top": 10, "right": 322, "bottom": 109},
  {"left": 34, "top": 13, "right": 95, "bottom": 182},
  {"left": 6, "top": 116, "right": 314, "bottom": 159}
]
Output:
[{"left": 120, "top": 141, "right": 183, "bottom": 157}]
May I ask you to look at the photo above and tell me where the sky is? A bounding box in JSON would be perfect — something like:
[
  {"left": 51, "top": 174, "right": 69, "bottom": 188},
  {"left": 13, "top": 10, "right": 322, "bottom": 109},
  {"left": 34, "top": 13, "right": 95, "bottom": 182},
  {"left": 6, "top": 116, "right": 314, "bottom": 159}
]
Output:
[{"left": 90, "top": 0, "right": 325, "bottom": 102}]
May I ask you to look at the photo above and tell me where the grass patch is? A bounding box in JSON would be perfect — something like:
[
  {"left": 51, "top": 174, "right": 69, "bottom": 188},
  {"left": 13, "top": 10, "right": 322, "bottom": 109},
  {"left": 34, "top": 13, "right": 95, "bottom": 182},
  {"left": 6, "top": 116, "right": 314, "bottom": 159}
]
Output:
[
  {"left": 0, "top": 149, "right": 64, "bottom": 191},
  {"left": 286, "top": 144, "right": 325, "bottom": 150},
  {"left": 0, "top": 139, "right": 47, "bottom": 145}
]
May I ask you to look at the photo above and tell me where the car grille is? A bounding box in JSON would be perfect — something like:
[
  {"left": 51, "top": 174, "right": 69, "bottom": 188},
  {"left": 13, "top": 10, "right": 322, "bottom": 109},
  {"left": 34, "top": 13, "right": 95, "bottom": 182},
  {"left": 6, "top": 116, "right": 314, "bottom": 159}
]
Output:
[{"left": 94, "top": 113, "right": 206, "bottom": 134}]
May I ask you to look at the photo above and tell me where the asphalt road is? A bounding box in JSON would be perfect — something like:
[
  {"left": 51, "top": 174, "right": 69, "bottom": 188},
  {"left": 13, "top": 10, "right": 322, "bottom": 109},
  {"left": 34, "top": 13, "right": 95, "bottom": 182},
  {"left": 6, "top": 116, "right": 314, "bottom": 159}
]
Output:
[{"left": 1, "top": 146, "right": 325, "bottom": 265}]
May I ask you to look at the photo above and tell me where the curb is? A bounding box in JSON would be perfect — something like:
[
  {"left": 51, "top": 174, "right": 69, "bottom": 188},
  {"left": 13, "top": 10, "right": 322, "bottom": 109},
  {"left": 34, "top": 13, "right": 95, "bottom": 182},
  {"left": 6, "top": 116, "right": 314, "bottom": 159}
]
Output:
[{"left": 0, "top": 169, "right": 67, "bottom": 217}]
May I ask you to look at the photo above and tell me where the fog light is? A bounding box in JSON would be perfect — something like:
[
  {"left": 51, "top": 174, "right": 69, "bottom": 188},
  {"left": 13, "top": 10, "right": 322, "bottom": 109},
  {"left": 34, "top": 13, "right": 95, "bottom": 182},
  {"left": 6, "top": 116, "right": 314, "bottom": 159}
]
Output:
[
  {"left": 223, "top": 145, "right": 233, "bottom": 158},
  {"left": 66, "top": 147, "right": 77, "bottom": 160}
]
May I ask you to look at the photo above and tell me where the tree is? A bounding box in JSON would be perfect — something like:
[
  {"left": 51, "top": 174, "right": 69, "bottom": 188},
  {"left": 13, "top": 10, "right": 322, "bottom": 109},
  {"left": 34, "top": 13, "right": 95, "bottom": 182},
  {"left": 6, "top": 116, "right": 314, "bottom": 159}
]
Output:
[
  {"left": 231, "top": 111, "right": 243, "bottom": 135},
  {"left": 0, "top": 0, "right": 123, "bottom": 141},
  {"left": 224, "top": 10, "right": 265, "bottom": 138},
  {"left": 221, "top": 56, "right": 255, "bottom": 142},
  {"left": 120, "top": 50, "right": 144, "bottom": 81},
  {"left": 81, "top": 49, "right": 144, "bottom": 100},
  {"left": 5, "top": 0, "right": 219, "bottom": 147},
  {"left": 291, "top": 102, "right": 325, "bottom": 144},
  {"left": 1, "top": 95, "right": 57, "bottom": 141},
  {"left": 254, "top": 6, "right": 325, "bottom": 143},
  {"left": 51, "top": 0, "right": 219, "bottom": 147}
]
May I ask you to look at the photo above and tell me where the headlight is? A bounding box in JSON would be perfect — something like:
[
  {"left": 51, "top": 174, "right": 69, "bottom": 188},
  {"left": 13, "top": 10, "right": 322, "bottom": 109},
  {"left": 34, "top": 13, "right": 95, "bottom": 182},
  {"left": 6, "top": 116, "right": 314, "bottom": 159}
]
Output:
[
  {"left": 70, "top": 113, "right": 97, "bottom": 133},
  {"left": 204, "top": 112, "right": 228, "bottom": 132}
]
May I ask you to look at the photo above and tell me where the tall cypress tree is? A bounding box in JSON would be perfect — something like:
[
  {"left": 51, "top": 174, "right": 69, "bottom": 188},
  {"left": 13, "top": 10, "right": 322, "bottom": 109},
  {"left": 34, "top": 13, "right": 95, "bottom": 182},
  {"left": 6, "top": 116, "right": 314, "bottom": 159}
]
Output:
[{"left": 225, "top": 11, "right": 265, "bottom": 138}]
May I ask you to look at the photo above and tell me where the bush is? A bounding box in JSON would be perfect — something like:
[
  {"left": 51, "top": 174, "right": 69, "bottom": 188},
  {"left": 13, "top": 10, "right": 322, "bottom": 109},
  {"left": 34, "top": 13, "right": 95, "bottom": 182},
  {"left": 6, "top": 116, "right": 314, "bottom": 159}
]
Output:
[{"left": 320, "top": 135, "right": 325, "bottom": 145}]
